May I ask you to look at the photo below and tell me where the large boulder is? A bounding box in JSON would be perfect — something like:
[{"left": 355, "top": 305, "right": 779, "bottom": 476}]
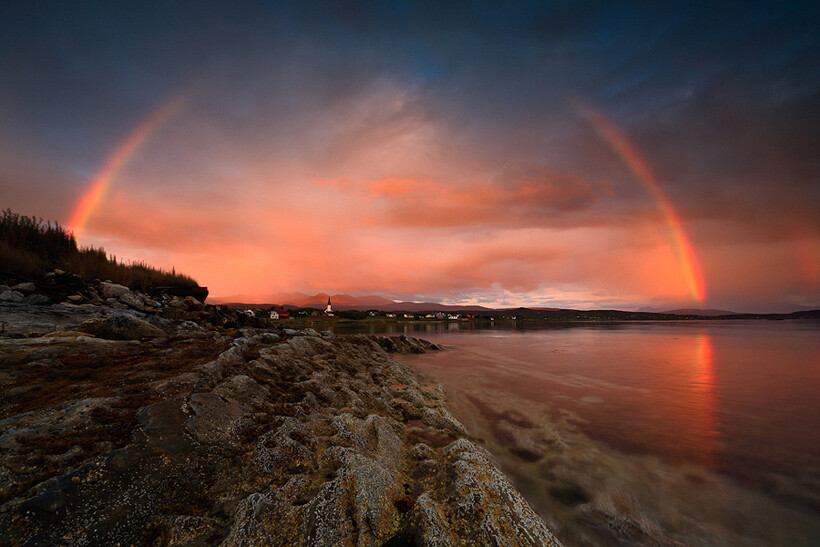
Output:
[
  {"left": 118, "top": 290, "right": 147, "bottom": 311},
  {"left": 0, "top": 290, "right": 24, "bottom": 303},
  {"left": 22, "top": 294, "right": 51, "bottom": 305},
  {"left": 99, "top": 282, "right": 130, "bottom": 299},
  {"left": 78, "top": 314, "right": 165, "bottom": 340},
  {"left": 167, "top": 296, "right": 204, "bottom": 312},
  {"left": 11, "top": 282, "right": 35, "bottom": 293}
]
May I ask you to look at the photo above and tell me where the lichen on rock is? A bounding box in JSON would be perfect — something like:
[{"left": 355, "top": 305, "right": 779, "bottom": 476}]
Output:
[{"left": 0, "top": 308, "right": 562, "bottom": 546}]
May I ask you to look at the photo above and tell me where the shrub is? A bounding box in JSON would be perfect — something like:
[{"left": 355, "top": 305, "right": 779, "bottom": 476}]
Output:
[{"left": 0, "top": 209, "right": 198, "bottom": 290}]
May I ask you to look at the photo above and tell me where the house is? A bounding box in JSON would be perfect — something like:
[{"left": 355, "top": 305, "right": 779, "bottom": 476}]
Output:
[
  {"left": 386, "top": 313, "right": 396, "bottom": 318},
  {"left": 447, "top": 314, "right": 460, "bottom": 320},
  {"left": 270, "top": 306, "right": 289, "bottom": 319},
  {"left": 403, "top": 313, "right": 414, "bottom": 319}
]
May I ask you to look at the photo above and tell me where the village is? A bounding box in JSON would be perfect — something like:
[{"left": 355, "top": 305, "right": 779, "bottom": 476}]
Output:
[{"left": 243, "top": 297, "right": 485, "bottom": 323}]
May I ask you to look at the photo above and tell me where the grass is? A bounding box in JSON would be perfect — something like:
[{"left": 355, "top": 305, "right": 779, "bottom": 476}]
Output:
[{"left": 0, "top": 209, "right": 197, "bottom": 291}]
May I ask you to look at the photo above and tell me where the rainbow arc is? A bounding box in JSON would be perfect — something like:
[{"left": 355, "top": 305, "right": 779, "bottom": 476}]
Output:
[
  {"left": 575, "top": 101, "right": 706, "bottom": 304},
  {"left": 68, "top": 92, "right": 190, "bottom": 240}
]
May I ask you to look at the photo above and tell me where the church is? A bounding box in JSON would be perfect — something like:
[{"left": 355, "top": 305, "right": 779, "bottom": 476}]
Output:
[{"left": 324, "top": 297, "right": 333, "bottom": 316}]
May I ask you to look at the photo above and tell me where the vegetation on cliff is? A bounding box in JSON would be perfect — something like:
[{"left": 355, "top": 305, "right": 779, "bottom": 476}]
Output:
[{"left": 0, "top": 209, "right": 197, "bottom": 292}]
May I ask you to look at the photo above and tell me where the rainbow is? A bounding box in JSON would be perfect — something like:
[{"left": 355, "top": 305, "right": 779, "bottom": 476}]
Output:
[
  {"left": 575, "top": 101, "right": 706, "bottom": 304},
  {"left": 67, "top": 93, "right": 190, "bottom": 241}
]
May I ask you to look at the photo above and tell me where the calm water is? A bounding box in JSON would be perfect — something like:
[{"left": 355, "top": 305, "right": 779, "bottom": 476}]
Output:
[{"left": 345, "top": 320, "right": 820, "bottom": 545}]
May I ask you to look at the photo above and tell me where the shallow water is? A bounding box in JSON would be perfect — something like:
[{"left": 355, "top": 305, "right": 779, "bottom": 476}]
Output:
[{"left": 366, "top": 320, "right": 820, "bottom": 545}]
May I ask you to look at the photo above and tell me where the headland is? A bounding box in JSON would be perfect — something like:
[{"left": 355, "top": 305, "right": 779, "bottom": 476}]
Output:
[{"left": 0, "top": 282, "right": 561, "bottom": 545}]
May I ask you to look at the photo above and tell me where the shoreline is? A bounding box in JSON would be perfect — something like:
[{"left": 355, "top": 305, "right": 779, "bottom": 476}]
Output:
[
  {"left": 400, "top": 329, "right": 820, "bottom": 546},
  {"left": 0, "top": 299, "right": 561, "bottom": 545}
]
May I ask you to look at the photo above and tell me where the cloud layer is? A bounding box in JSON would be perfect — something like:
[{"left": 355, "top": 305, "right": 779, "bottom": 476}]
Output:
[{"left": 0, "top": 2, "right": 817, "bottom": 311}]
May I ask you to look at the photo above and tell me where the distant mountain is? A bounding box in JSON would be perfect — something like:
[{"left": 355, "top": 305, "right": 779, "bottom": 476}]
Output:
[
  {"left": 297, "top": 293, "right": 397, "bottom": 309},
  {"left": 209, "top": 291, "right": 310, "bottom": 305},
  {"left": 380, "top": 302, "right": 495, "bottom": 313},
  {"left": 664, "top": 308, "right": 739, "bottom": 316}
]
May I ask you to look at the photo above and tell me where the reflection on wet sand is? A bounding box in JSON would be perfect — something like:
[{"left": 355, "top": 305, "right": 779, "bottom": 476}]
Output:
[{"left": 400, "top": 324, "right": 820, "bottom": 545}]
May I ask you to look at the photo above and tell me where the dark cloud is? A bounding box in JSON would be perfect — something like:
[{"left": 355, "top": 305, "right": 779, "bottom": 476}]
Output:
[{"left": 0, "top": 1, "right": 816, "bottom": 310}]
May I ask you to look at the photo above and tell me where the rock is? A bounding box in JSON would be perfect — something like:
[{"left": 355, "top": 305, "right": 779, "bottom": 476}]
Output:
[
  {"left": 182, "top": 296, "right": 204, "bottom": 312},
  {"left": 22, "top": 294, "right": 51, "bottom": 305},
  {"left": 118, "top": 290, "right": 147, "bottom": 311},
  {"left": 99, "top": 282, "right": 130, "bottom": 299},
  {"left": 66, "top": 294, "right": 84, "bottom": 303},
  {"left": 141, "top": 295, "right": 161, "bottom": 309},
  {"left": 280, "top": 335, "right": 334, "bottom": 358},
  {"left": 411, "top": 442, "right": 435, "bottom": 460},
  {"left": 431, "top": 439, "right": 561, "bottom": 545},
  {"left": 165, "top": 515, "right": 220, "bottom": 544},
  {"left": 330, "top": 413, "right": 403, "bottom": 471},
  {"left": 256, "top": 332, "right": 280, "bottom": 343},
  {"left": 370, "top": 334, "right": 444, "bottom": 354},
  {"left": 302, "top": 452, "right": 402, "bottom": 545},
  {"left": 11, "top": 282, "right": 35, "bottom": 293},
  {"left": 176, "top": 320, "right": 203, "bottom": 333},
  {"left": 256, "top": 417, "right": 314, "bottom": 475},
  {"left": 0, "top": 290, "right": 24, "bottom": 303},
  {"left": 196, "top": 344, "right": 245, "bottom": 381},
  {"left": 421, "top": 406, "right": 469, "bottom": 437},
  {"left": 186, "top": 374, "right": 267, "bottom": 440},
  {"left": 43, "top": 330, "right": 92, "bottom": 338},
  {"left": 78, "top": 314, "right": 165, "bottom": 340},
  {"left": 0, "top": 331, "right": 562, "bottom": 546},
  {"left": 167, "top": 296, "right": 203, "bottom": 312}
]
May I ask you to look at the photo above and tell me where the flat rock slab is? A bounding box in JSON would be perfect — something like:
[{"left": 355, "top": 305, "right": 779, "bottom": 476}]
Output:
[{"left": 0, "top": 326, "right": 561, "bottom": 546}]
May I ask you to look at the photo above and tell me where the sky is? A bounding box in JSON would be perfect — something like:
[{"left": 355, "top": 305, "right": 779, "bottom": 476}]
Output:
[{"left": 1, "top": 1, "right": 818, "bottom": 312}]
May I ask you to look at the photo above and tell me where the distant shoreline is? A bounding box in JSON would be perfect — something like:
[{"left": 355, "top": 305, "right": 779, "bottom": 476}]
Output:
[{"left": 219, "top": 305, "right": 820, "bottom": 325}]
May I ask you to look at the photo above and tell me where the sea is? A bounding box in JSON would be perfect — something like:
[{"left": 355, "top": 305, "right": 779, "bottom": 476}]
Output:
[{"left": 335, "top": 320, "right": 820, "bottom": 545}]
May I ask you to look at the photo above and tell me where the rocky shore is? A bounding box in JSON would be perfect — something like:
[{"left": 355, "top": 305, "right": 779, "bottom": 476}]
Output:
[{"left": 0, "top": 285, "right": 561, "bottom": 545}]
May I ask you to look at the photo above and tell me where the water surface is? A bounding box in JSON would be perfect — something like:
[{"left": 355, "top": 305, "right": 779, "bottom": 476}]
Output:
[{"left": 364, "top": 320, "right": 820, "bottom": 545}]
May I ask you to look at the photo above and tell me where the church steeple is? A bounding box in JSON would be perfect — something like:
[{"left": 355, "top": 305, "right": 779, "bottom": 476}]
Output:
[{"left": 325, "top": 296, "right": 332, "bottom": 315}]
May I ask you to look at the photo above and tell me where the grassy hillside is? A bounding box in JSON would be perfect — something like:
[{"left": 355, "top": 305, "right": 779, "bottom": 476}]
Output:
[{"left": 0, "top": 209, "right": 197, "bottom": 292}]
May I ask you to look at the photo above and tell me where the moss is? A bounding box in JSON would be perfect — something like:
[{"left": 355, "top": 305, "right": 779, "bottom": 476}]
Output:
[
  {"left": 1, "top": 337, "right": 227, "bottom": 419},
  {"left": 20, "top": 434, "right": 75, "bottom": 456}
]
